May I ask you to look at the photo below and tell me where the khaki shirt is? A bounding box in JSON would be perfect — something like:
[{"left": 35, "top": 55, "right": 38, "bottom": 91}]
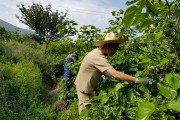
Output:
[{"left": 75, "top": 48, "right": 113, "bottom": 93}]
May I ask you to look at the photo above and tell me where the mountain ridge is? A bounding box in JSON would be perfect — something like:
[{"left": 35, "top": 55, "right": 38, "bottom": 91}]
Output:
[{"left": 0, "top": 19, "right": 34, "bottom": 35}]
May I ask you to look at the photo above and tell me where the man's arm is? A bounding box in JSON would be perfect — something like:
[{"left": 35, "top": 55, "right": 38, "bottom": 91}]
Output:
[{"left": 107, "top": 68, "right": 139, "bottom": 83}]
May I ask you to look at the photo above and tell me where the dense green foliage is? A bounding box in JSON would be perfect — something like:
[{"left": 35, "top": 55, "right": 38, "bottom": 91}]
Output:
[{"left": 0, "top": 0, "right": 179, "bottom": 119}]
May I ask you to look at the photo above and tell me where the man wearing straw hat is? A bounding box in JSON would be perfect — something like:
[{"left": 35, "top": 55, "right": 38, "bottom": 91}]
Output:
[{"left": 75, "top": 32, "right": 142, "bottom": 114}]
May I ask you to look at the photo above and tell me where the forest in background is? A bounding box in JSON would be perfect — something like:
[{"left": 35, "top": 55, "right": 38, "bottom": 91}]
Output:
[{"left": 0, "top": 0, "right": 180, "bottom": 120}]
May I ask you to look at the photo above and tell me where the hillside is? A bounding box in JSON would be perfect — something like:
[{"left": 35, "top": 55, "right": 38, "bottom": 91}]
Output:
[{"left": 0, "top": 19, "right": 34, "bottom": 34}]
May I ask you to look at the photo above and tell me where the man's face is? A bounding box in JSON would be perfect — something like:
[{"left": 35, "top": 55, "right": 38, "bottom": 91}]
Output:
[{"left": 107, "top": 43, "right": 119, "bottom": 56}]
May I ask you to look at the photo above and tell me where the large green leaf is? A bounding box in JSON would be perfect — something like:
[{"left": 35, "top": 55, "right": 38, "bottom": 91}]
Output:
[
  {"left": 132, "top": 13, "right": 146, "bottom": 26},
  {"left": 138, "top": 20, "right": 153, "bottom": 32},
  {"left": 146, "top": 0, "right": 159, "bottom": 16},
  {"left": 157, "top": 83, "right": 177, "bottom": 98},
  {"left": 136, "top": 101, "right": 155, "bottom": 120},
  {"left": 124, "top": 6, "right": 137, "bottom": 28},
  {"left": 168, "top": 99, "right": 180, "bottom": 112},
  {"left": 165, "top": 73, "right": 180, "bottom": 90}
]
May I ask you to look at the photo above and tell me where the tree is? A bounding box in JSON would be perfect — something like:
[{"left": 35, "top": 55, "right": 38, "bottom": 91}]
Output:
[
  {"left": 78, "top": 25, "right": 101, "bottom": 43},
  {"left": 0, "top": 26, "right": 6, "bottom": 36},
  {"left": 77, "top": 25, "right": 101, "bottom": 51},
  {"left": 109, "top": 0, "right": 179, "bottom": 55},
  {"left": 16, "top": 2, "right": 78, "bottom": 53},
  {"left": 0, "top": 26, "right": 7, "bottom": 41}
]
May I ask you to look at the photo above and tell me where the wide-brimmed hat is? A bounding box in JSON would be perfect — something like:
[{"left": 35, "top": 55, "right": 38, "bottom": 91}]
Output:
[{"left": 95, "top": 32, "right": 128, "bottom": 46}]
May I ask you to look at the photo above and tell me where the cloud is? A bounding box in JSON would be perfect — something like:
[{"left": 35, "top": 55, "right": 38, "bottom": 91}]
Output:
[
  {"left": 48, "top": 0, "right": 120, "bottom": 31},
  {"left": 0, "top": 0, "right": 127, "bottom": 31},
  {"left": 0, "top": 0, "right": 29, "bottom": 29}
]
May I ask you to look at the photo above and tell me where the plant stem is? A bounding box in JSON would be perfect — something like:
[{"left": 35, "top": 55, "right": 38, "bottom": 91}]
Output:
[{"left": 165, "top": 0, "right": 171, "bottom": 18}]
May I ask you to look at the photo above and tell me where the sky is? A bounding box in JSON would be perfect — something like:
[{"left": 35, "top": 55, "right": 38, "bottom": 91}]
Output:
[{"left": 0, "top": 0, "right": 128, "bottom": 32}]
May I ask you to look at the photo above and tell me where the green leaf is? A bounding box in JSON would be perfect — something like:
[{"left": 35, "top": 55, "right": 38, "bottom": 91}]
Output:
[
  {"left": 174, "top": 11, "right": 180, "bottom": 18},
  {"left": 115, "top": 83, "right": 123, "bottom": 91},
  {"left": 160, "top": 58, "right": 169, "bottom": 65},
  {"left": 129, "top": 67, "right": 138, "bottom": 71},
  {"left": 136, "top": 101, "right": 155, "bottom": 120},
  {"left": 127, "top": 90, "right": 135, "bottom": 100},
  {"left": 157, "top": 83, "right": 177, "bottom": 98},
  {"left": 119, "top": 9, "right": 124, "bottom": 14},
  {"left": 168, "top": 99, "right": 180, "bottom": 112},
  {"left": 158, "top": 104, "right": 168, "bottom": 112},
  {"left": 94, "top": 90, "right": 110, "bottom": 105},
  {"left": 108, "top": 19, "right": 115, "bottom": 25},
  {"left": 135, "top": 71, "right": 144, "bottom": 77},
  {"left": 57, "top": 24, "right": 64, "bottom": 33},
  {"left": 132, "top": 13, "right": 146, "bottom": 26},
  {"left": 100, "top": 95, "right": 109, "bottom": 105},
  {"left": 126, "top": 0, "right": 138, "bottom": 5},
  {"left": 139, "top": 58, "right": 151, "bottom": 64},
  {"left": 138, "top": 20, "right": 153, "bottom": 32},
  {"left": 113, "top": 26, "right": 121, "bottom": 32},
  {"left": 91, "top": 95, "right": 101, "bottom": 102},
  {"left": 155, "top": 31, "right": 163, "bottom": 39},
  {"left": 124, "top": 6, "right": 137, "bottom": 28},
  {"left": 139, "top": 84, "right": 149, "bottom": 93},
  {"left": 72, "top": 22, "right": 78, "bottom": 26},
  {"left": 108, "top": 87, "right": 115, "bottom": 94},
  {"left": 137, "top": 0, "right": 147, "bottom": 7},
  {"left": 111, "top": 11, "right": 116, "bottom": 16},
  {"left": 111, "top": 78, "right": 120, "bottom": 83},
  {"left": 165, "top": 74, "right": 180, "bottom": 90}
]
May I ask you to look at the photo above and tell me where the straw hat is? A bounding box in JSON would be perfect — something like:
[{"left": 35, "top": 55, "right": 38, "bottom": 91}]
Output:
[{"left": 95, "top": 32, "right": 128, "bottom": 46}]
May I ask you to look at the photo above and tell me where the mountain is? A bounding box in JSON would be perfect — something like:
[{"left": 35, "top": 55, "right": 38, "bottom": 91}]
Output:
[{"left": 0, "top": 19, "right": 34, "bottom": 35}]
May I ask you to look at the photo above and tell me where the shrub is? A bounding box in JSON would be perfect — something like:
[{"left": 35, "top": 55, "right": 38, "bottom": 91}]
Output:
[{"left": 11, "top": 60, "right": 42, "bottom": 91}]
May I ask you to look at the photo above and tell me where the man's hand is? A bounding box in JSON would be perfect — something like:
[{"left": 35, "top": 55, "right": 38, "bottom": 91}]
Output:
[
  {"left": 135, "top": 78, "right": 153, "bottom": 85},
  {"left": 135, "top": 78, "right": 141, "bottom": 83}
]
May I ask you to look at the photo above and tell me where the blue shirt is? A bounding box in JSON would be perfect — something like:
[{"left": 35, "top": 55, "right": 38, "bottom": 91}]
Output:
[{"left": 63, "top": 58, "right": 74, "bottom": 79}]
